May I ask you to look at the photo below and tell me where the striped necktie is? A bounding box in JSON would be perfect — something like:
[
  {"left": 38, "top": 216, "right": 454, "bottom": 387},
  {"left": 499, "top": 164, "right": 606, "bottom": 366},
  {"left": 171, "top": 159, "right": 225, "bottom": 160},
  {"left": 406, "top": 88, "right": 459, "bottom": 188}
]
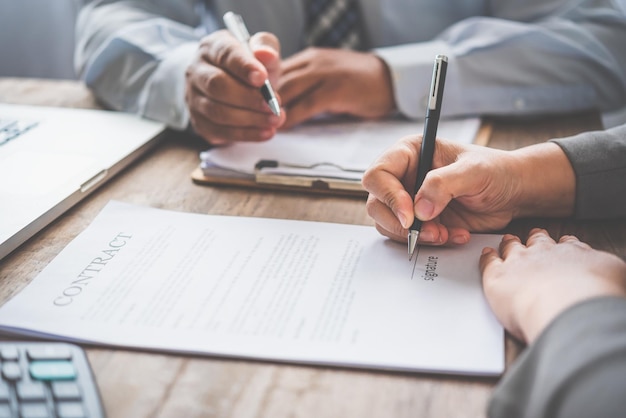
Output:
[{"left": 304, "top": 0, "right": 365, "bottom": 50}]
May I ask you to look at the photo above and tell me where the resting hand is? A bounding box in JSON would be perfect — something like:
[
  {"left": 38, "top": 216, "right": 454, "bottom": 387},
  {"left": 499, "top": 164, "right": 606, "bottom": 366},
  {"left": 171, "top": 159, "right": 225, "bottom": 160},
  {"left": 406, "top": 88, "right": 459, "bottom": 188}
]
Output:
[
  {"left": 185, "top": 30, "right": 286, "bottom": 145},
  {"left": 362, "top": 136, "right": 575, "bottom": 245},
  {"left": 480, "top": 229, "right": 626, "bottom": 343},
  {"left": 277, "top": 48, "right": 395, "bottom": 129}
]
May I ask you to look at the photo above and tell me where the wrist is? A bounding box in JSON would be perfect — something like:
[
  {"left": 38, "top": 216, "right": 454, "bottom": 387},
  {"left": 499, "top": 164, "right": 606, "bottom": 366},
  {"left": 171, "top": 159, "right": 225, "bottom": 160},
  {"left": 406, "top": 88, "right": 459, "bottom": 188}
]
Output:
[
  {"left": 370, "top": 54, "right": 396, "bottom": 117},
  {"left": 510, "top": 142, "right": 575, "bottom": 219},
  {"left": 521, "top": 287, "right": 625, "bottom": 344}
]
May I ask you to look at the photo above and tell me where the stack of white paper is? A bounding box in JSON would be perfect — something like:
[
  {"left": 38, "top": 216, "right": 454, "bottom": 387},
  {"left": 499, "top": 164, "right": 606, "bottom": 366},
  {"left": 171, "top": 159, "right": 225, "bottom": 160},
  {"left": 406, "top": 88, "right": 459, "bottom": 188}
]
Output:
[{"left": 201, "top": 117, "right": 481, "bottom": 180}]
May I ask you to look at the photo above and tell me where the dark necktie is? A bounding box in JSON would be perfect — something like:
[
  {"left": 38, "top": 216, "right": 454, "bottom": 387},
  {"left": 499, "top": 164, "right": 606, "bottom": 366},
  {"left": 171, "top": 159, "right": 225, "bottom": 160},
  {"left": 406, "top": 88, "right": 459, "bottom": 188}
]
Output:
[{"left": 304, "top": 0, "right": 365, "bottom": 50}]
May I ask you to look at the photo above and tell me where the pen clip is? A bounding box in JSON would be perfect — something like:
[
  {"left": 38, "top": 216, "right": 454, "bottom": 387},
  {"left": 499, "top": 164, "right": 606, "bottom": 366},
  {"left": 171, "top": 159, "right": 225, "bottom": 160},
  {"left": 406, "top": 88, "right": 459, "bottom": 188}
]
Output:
[
  {"left": 223, "top": 12, "right": 250, "bottom": 43},
  {"left": 428, "top": 55, "right": 448, "bottom": 111}
]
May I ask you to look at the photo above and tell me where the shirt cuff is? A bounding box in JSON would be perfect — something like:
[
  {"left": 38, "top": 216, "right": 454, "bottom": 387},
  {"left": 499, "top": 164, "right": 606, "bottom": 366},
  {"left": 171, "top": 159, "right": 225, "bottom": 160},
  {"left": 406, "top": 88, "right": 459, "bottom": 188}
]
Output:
[
  {"left": 374, "top": 40, "right": 452, "bottom": 120},
  {"left": 139, "top": 41, "right": 198, "bottom": 130}
]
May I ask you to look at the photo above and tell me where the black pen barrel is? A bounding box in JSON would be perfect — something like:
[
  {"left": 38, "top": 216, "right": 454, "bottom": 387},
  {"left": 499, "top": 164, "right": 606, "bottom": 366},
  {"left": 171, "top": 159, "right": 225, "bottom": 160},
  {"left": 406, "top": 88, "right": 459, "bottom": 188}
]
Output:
[{"left": 414, "top": 116, "right": 438, "bottom": 195}]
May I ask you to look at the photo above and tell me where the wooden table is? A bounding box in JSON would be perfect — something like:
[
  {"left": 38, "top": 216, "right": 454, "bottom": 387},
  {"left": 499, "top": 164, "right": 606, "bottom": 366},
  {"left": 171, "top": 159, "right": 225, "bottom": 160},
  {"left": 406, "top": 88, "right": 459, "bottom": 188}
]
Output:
[{"left": 0, "top": 78, "right": 619, "bottom": 418}]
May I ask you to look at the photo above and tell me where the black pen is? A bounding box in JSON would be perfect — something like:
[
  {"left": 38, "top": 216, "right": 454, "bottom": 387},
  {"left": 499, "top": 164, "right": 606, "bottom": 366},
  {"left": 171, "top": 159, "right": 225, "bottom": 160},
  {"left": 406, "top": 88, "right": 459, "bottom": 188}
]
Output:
[
  {"left": 223, "top": 11, "right": 281, "bottom": 116},
  {"left": 408, "top": 55, "right": 448, "bottom": 260}
]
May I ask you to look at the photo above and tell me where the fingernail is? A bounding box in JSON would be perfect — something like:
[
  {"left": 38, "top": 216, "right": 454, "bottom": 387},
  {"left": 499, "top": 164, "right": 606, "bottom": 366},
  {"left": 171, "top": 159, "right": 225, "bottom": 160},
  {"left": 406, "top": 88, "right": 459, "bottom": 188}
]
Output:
[
  {"left": 268, "top": 114, "right": 281, "bottom": 125},
  {"left": 419, "top": 230, "right": 435, "bottom": 242},
  {"left": 249, "top": 70, "right": 264, "bottom": 85},
  {"left": 451, "top": 234, "right": 468, "bottom": 245},
  {"left": 415, "top": 198, "right": 434, "bottom": 220},
  {"left": 259, "top": 129, "right": 274, "bottom": 140},
  {"left": 398, "top": 213, "right": 410, "bottom": 229}
]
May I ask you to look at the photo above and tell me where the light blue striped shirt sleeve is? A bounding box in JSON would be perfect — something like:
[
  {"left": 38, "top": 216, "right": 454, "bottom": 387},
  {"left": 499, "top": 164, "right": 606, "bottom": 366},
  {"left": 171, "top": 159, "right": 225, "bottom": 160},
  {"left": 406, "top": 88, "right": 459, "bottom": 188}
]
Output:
[{"left": 75, "top": 0, "right": 626, "bottom": 129}]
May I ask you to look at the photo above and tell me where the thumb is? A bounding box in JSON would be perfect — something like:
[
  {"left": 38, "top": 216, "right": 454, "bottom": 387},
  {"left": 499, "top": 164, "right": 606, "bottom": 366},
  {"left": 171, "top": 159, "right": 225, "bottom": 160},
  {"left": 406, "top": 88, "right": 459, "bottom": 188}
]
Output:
[
  {"left": 413, "top": 157, "right": 480, "bottom": 221},
  {"left": 478, "top": 246, "right": 503, "bottom": 307},
  {"left": 479, "top": 246, "right": 501, "bottom": 277},
  {"left": 250, "top": 32, "right": 281, "bottom": 83}
]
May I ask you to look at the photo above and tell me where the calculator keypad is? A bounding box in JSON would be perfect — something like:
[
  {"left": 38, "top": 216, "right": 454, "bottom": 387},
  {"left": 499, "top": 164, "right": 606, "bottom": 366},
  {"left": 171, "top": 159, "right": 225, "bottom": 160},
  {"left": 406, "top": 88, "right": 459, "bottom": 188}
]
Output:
[{"left": 0, "top": 342, "right": 104, "bottom": 418}]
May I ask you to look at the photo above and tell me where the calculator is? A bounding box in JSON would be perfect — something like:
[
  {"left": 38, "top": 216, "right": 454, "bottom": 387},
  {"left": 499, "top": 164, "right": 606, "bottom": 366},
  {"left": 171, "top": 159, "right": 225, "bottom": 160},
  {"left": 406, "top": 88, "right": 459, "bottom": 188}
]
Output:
[{"left": 0, "top": 341, "right": 105, "bottom": 418}]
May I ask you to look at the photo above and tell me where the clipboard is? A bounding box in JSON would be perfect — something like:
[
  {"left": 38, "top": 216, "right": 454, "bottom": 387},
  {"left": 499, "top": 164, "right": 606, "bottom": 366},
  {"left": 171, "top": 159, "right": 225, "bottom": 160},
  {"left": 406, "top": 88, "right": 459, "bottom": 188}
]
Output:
[
  {"left": 192, "top": 163, "right": 367, "bottom": 197},
  {"left": 191, "top": 119, "right": 492, "bottom": 197}
]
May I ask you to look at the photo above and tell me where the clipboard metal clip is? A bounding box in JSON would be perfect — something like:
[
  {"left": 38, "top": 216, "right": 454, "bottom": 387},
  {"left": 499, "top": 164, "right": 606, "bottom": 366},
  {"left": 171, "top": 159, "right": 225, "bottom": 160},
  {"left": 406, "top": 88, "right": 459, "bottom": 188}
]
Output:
[
  {"left": 253, "top": 159, "right": 364, "bottom": 192},
  {"left": 254, "top": 159, "right": 362, "bottom": 173}
]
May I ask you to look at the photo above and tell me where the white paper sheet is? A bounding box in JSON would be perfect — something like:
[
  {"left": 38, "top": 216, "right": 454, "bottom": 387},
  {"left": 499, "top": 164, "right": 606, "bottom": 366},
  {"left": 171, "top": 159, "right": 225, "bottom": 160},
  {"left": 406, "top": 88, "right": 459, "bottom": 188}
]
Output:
[
  {"left": 0, "top": 201, "right": 504, "bottom": 375},
  {"left": 201, "top": 117, "right": 481, "bottom": 180}
]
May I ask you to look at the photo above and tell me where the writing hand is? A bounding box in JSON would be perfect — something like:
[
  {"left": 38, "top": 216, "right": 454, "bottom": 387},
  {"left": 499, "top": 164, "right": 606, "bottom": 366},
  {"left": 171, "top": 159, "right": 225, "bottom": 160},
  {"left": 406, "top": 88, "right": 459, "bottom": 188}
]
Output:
[
  {"left": 363, "top": 135, "right": 576, "bottom": 245},
  {"left": 362, "top": 135, "right": 521, "bottom": 245},
  {"left": 185, "top": 30, "right": 286, "bottom": 145}
]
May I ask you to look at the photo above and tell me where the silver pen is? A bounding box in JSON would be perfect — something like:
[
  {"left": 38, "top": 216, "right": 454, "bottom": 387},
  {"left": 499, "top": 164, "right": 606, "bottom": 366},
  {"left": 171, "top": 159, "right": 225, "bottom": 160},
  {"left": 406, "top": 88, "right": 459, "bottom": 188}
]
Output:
[
  {"left": 223, "top": 11, "right": 281, "bottom": 116},
  {"left": 408, "top": 55, "right": 448, "bottom": 260}
]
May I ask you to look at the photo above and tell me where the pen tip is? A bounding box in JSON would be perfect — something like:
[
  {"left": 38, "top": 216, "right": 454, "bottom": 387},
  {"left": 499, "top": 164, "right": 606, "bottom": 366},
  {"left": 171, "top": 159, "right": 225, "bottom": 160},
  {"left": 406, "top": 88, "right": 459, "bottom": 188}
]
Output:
[
  {"left": 408, "top": 231, "right": 419, "bottom": 261},
  {"left": 269, "top": 99, "right": 281, "bottom": 117}
]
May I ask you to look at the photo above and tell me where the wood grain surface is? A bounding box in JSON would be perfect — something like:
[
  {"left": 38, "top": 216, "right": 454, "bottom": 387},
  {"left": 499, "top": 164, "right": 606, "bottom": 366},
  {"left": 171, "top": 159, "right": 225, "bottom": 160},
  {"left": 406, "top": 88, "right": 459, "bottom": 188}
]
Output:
[{"left": 0, "top": 78, "right": 616, "bottom": 418}]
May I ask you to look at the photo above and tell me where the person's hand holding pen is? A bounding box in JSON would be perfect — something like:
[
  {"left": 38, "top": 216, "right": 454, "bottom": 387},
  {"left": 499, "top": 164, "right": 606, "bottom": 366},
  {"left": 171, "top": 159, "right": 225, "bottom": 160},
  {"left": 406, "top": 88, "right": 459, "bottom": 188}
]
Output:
[
  {"left": 185, "top": 14, "right": 286, "bottom": 145},
  {"left": 361, "top": 136, "right": 576, "bottom": 246}
]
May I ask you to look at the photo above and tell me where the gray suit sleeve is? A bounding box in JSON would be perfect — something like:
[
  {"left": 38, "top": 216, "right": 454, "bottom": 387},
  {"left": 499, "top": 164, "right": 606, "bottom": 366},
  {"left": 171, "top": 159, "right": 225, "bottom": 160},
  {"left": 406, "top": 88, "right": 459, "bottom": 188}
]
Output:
[
  {"left": 551, "top": 124, "right": 626, "bottom": 219},
  {"left": 489, "top": 297, "right": 626, "bottom": 418}
]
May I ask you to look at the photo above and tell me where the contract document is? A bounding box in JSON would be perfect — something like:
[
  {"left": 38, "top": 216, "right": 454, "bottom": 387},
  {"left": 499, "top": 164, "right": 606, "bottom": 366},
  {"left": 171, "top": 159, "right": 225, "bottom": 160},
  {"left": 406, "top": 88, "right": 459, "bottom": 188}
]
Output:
[{"left": 0, "top": 201, "right": 504, "bottom": 376}]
